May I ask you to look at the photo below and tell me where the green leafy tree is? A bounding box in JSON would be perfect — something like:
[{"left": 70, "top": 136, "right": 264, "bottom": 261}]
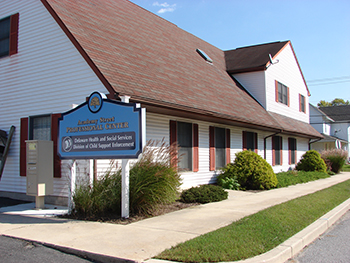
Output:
[{"left": 318, "top": 98, "right": 350, "bottom": 107}]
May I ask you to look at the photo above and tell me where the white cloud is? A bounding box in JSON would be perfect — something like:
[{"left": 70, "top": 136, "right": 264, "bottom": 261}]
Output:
[{"left": 153, "top": 2, "right": 176, "bottom": 13}]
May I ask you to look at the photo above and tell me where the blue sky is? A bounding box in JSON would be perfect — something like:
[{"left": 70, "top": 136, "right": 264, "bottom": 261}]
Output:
[{"left": 130, "top": 0, "right": 350, "bottom": 106}]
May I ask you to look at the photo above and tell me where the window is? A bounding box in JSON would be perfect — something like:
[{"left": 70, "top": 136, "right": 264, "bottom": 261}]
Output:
[
  {"left": 196, "top": 48, "right": 213, "bottom": 63},
  {"left": 20, "top": 114, "right": 61, "bottom": 177},
  {"left": 242, "top": 131, "right": 258, "bottom": 153},
  {"left": 275, "top": 81, "right": 289, "bottom": 106},
  {"left": 299, "top": 94, "right": 305, "bottom": 113},
  {"left": 30, "top": 115, "right": 51, "bottom": 140},
  {"left": 0, "top": 13, "right": 19, "bottom": 58},
  {"left": 272, "top": 135, "right": 282, "bottom": 166},
  {"left": 170, "top": 121, "right": 198, "bottom": 172},
  {"left": 209, "top": 126, "right": 230, "bottom": 170},
  {"left": 288, "top": 138, "right": 297, "bottom": 164}
]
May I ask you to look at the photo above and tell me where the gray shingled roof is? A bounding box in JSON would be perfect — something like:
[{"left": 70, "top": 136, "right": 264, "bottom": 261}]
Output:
[
  {"left": 319, "top": 105, "right": 350, "bottom": 122},
  {"left": 224, "top": 41, "right": 289, "bottom": 74}
]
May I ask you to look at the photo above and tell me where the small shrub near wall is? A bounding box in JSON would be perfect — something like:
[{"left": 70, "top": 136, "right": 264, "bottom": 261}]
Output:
[
  {"left": 296, "top": 150, "right": 327, "bottom": 173},
  {"left": 320, "top": 149, "right": 348, "bottom": 174},
  {"left": 180, "top": 184, "right": 228, "bottom": 204},
  {"left": 218, "top": 151, "right": 278, "bottom": 190}
]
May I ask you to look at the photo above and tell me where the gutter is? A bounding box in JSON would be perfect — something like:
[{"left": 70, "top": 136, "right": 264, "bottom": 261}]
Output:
[
  {"left": 308, "top": 138, "right": 322, "bottom": 150},
  {"left": 264, "top": 131, "right": 282, "bottom": 160}
]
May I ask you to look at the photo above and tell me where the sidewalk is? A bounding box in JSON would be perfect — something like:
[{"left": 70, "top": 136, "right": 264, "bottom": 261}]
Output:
[{"left": 1, "top": 172, "right": 350, "bottom": 263}]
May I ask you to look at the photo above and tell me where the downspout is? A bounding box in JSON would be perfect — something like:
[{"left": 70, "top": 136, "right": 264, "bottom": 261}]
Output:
[
  {"left": 308, "top": 138, "right": 322, "bottom": 150},
  {"left": 264, "top": 131, "right": 282, "bottom": 160}
]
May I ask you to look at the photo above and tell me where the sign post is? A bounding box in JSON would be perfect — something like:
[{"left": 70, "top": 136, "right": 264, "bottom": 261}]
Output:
[{"left": 58, "top": 92, "right": 145, "bottom": 218}]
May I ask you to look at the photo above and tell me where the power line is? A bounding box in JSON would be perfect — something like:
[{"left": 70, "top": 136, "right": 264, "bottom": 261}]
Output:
[
  {"left": 307, "top": 75, "right": 350, "bottom": 83},
  {"left": 308, "top": 79, "right": 350, "bottom": 86}
]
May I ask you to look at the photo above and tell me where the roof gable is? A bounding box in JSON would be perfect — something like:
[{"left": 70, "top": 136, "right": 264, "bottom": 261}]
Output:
[{"left": 224, "top": 41, "right": 289, "bottom": 74}]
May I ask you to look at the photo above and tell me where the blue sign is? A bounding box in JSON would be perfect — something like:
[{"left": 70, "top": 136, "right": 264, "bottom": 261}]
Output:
[{"left": 58, "top": 92, "right": 144, "bottom": 159}]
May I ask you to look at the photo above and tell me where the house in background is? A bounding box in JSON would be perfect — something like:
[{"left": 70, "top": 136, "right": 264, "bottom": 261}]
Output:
[
  {"left": 0, "top": 0, "right": 322, "bottom": 205},
  {"left": 310, "top": 104, "right": 350, "bottom": 159}
]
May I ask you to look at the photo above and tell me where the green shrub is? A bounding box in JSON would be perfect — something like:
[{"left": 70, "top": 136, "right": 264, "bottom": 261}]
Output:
[
  {"left": 129, "top": 141, "right": 181, "bottom": 215},
  {"left": 321, "top": 149, "right": 348, "bottom": 173},
  {"left": 296, "top": 150, "right": 327, "bottom": 173},
  {"left": 180, "top": 184, "right": 228, "bottom": 204},
  {"left": 222, "top": 151, "right": 277, "bottom": 190},
  {"left": 72, "top": 140, "right": 181, "bottom": 218},
  {"left": 217, "top": 175, "right": 240, "bottom": 190},
  {"left": 73, "top": 171, "right": 121, "bottom": 219}
]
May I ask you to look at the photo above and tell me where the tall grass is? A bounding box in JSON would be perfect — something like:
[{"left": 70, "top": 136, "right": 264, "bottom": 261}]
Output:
[
  {"left": 321, "top": 149, "right": 348, "bottom": 173},
  {"left": 71, "top": 140, "right": 181, "bottom": 219}
]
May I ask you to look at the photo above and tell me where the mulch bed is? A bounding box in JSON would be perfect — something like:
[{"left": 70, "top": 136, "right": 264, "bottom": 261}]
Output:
[{"left": 60, "top": 201, "right": 199, "bottom": 225}]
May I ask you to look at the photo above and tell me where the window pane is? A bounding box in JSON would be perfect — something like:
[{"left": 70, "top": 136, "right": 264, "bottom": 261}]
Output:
[
  {"left": 0, "top": 17, "right": 10, "bottom": 57},
  {"left": 289, "top": 138, "right": 296, "bottom": 164},
  {"left": 178, "top": 147, "right": 192, "bottom": 172},
  {"left": 177, "top": 122, "right": 192, "bottom": 171},
  {"left": 0, "top": 17, "right": 10, "bottom": 39},
  {"left": 0, "top": 38, "right": 9, "bottom": 57},
  {"left": 274, "top": 136, "right": 282, "bottom": 165},
  {"left": 178, "top": 122, "right": 192, "bottom": 147},
  {"left": 215, "top": 127, "right": 225, "bottom": 169},
  {"left": 301, "top": 95, "right": 305, "bottom": 112},
  {"left": 278, "top": 82, "right": 288, "bottom": 105},
  {"left": 246, "top": 132, "right": 256, "bottom": 151},
  {"left": 32, "top": 116, "right": 51, "bottom": 140}
]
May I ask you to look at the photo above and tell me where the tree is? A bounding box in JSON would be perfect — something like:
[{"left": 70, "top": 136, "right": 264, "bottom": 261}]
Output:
[{"left": 317, "top": 98, "right": 350, "bottom": 107}]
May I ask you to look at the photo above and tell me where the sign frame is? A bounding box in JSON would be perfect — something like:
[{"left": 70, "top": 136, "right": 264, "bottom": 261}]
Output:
[{"left": 58, "top": 92, "right": 145, "bottom": 160}]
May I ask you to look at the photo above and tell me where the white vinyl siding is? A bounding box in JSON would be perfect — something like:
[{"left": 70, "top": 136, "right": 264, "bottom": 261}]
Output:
[
  {"left": 233, "top": 71, "right": 266, "bottom": 108},
  {"left": 265, "top": 43, "right": 309, "bottom": 123},
  {"left": 0, "top": 0, "right": 108, "bottom": 197}
]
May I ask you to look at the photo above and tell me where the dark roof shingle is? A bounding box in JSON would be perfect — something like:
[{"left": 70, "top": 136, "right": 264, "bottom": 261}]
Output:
[
  {"left": 224, "top": 41, "right": 289, "bottom": 74},
  {"left": 319, "top": 105, "right": 350, "bottom": 122}
]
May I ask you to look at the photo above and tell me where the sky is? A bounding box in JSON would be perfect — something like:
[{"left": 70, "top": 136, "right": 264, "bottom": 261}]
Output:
[{"left": 129, "top": 0, "right": 350, "bottom": 106}]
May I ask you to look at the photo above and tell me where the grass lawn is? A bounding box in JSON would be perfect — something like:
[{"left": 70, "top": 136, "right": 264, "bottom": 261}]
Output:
[
  {"left": 156, "top": 178, "right": 350, "bottom": 262},
  {"left": 342, "top": 164, "right": 350, "bottom": 172}
]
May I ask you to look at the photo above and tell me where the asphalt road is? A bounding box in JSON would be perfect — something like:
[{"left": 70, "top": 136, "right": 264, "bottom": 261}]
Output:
[
  {"left": 287, "top": 209, "right": 350, "bottom": 263},
  {"left": 0, "top": 197, "right": 95, "bottom": 262},
  {"left": 0, "top": 235, "right": 96, "bottom": 263}
]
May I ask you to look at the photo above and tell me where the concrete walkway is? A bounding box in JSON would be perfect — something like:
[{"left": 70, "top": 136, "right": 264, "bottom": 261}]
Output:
[{"left": 1, "top": 172, "right": 350, "bottom": 263}]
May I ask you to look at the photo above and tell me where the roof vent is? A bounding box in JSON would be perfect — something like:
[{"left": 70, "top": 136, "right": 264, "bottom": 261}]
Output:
[{"left": 196, "top": 49, "right": 213, "bottom": 63}]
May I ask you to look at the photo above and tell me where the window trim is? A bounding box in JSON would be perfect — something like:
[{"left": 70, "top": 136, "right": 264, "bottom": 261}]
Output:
[
  {"left": 299, "top": 94, "right": 306, "bottom": 113},
  {"left": 169, "top": 120, "right": 199, "bottom": 172},
  {"left": 288, "top": 138, "right": 297, "bottom": 165},
  {"left": 209, "top": 126, "right": 230, "bottom": 171},
  {"left": 275, "top": 80, "right": 289, "bottom": 106},
  {"left": 0, "top": 13, "right": 19, "bottom": 58},
  {"left": 242, "top": 131, "right": 258, "bottom": 153},
  {"left": 272, "top": 135, "right": 283, "bottom": 166},
  {"left": 20, "top": 114, "right": 61, "bottom": 178}
]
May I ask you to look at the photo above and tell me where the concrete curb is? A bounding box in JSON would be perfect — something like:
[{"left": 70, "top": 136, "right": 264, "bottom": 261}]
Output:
[{"left": 146, "top": 198, "right": 350, "bottom": 263}]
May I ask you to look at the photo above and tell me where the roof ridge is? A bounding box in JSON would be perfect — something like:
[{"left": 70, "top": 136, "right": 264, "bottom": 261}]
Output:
[{"left": 226, "top": 40, "right": 289, "bottom": 51}]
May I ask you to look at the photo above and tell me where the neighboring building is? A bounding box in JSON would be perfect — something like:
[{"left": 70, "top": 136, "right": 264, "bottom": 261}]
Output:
[
  {"left": 0, "top": 0, "right": 322, "bottom": 205},
  {"left": 310, "top": 104, "right": 350, "bottom": 158}
]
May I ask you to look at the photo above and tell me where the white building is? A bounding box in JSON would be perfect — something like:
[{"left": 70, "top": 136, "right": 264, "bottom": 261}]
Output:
[
  {"left": 0, "top": 0, "right": 322, "bottom": 205},
  {"left": 310, "top": 104, "right": 350, "bottom": 158}
]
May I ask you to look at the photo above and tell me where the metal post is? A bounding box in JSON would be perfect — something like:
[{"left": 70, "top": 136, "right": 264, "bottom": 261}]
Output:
[
  {"left": 120, "top": 95, "right": 131, "bottom": 218},
  {"left": 68, "top": 160, "right": 76, "bottom": 213},
  {"left": 121, "top": 159, "right": 130, "bottom": 218}
]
